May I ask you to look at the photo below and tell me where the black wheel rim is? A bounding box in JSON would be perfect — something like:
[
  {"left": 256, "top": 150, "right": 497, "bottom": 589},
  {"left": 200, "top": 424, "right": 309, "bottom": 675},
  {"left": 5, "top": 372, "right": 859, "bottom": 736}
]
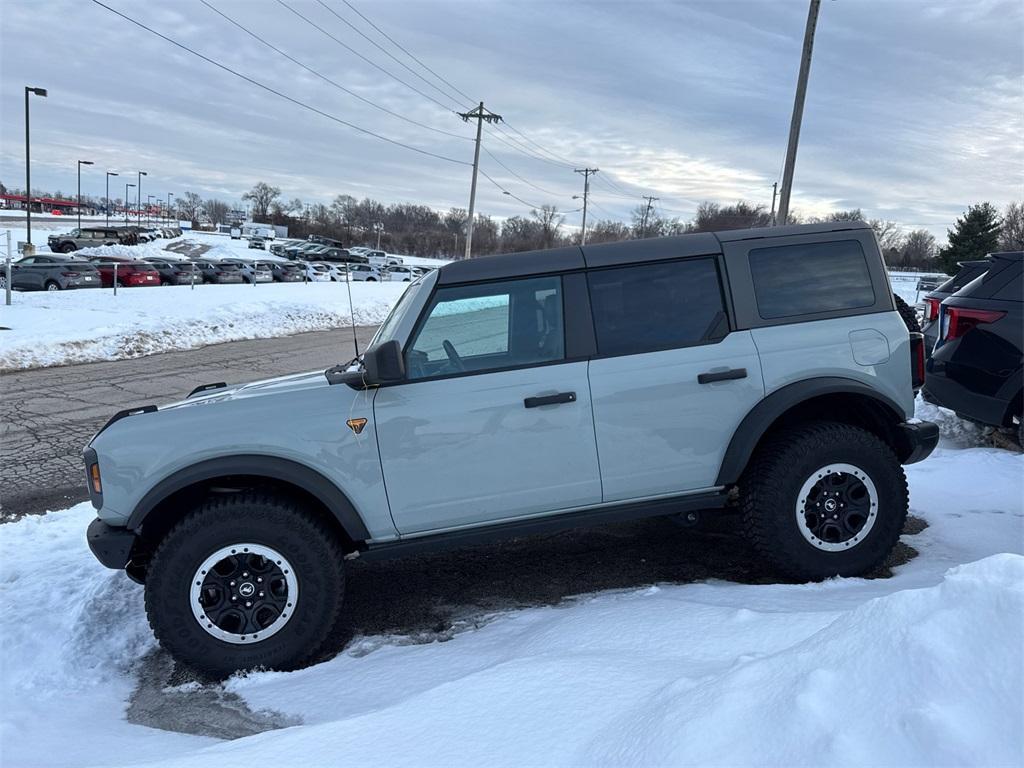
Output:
[{"left": 796, "top": 463, "right": 878, "bottom": 551}]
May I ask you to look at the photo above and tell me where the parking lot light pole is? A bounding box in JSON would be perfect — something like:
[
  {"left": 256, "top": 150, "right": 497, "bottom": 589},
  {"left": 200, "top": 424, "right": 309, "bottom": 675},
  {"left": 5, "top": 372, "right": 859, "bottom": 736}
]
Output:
[
  {"left": 24, "top": 86, "right": 47, "bottom": 246},
  {"left": 137, "top": 171, "right": 147, "bottom": 226},
  {"left": 105, "top": 171, "right": 118, "bottom": 226},
  {"left": 147, "top": 195, "right": 155, "bottom": 226},
  {"left": 77, "top": 160, "right": 94, "bottom": 229},
  {"left": 125, "top": 183, "right": 135, "bottom": 225},
  {"left": 167, "top": 193, "right": 174, "bottom": 227}
]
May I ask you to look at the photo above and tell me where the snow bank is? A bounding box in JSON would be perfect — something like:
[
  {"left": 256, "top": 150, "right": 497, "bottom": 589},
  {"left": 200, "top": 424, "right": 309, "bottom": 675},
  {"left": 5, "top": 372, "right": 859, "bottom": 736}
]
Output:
[
  {"left": 1, "top": 445, "right": 1021, "bottom": 767},
  {"left": 0, "top": 281, "right": 408, "bottom": 370}
]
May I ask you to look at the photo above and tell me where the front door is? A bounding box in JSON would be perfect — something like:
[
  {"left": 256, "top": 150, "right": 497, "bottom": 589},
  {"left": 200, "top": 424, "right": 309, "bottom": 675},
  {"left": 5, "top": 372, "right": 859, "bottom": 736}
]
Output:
[{"left": 374, "top": 274, "right": 602, "bottom": 534}]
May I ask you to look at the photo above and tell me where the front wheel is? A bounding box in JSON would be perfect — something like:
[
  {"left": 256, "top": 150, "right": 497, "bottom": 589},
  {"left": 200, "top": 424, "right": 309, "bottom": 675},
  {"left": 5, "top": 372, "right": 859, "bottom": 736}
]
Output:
[
  {"left": 740, "top": 422, "right": 908, "bottom": 581},
  {"left": 145, "top": 493, "right": 346, "bottom": 678}
]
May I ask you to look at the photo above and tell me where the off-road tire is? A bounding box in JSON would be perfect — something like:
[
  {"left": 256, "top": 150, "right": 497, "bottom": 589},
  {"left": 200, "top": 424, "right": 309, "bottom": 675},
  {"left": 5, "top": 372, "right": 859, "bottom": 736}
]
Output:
[
  {"left": 740, "top": 421, "right": 908, "bottom": 581},
  {"left": 60, "top": 243, "right": 77, "bottom": 254},
  {"left": 145, "top": 493, "right": 346, "bottom": 679},
  {"left": 892, "top": 293, "right": 921, "bottom": 333}
]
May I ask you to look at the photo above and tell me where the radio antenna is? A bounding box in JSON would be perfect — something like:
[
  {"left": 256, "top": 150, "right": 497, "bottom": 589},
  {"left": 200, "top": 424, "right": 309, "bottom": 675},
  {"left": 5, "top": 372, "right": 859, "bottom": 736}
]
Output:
[{"left": 344, "top": 265, "right": 360, "bottom": 358}]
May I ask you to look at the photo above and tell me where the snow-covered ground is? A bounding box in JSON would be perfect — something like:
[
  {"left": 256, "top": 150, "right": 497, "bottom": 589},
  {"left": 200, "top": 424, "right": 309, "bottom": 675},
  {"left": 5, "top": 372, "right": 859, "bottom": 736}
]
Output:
[
  {"left": 0, "top": 225, "right": 419, "bottom": 370},
  {"left": 1, "top": 413, "right": 1021, "bottom": 768}
]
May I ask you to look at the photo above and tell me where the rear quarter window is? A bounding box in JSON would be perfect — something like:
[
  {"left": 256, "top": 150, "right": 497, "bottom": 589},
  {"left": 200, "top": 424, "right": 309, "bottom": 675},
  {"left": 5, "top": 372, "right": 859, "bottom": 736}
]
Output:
[{"left": 749, "top": 239, "right": 875, "bottom": 319}]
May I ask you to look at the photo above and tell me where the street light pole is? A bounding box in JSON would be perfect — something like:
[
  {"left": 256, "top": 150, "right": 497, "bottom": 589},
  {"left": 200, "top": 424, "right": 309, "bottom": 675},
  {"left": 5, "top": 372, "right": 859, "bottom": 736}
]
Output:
[
  {"left": 77, "top": 160, "right": 94, "bottom": 229},
  {"left": 137, "top": 171, "right": 147, "bottom": 226},
  {"left": 125, "top": 183, "right": 135, "bottom": 225},
  {"left": 147, "top": 195, "right": 154, "bottom": 226},
  {"left": 106, "top": 171, "right": 118, "bottom": 227},
  {"left": 167, "top": 192, "right": 174, "bottom": 227},
  {"left": 24, "top": 86, "right": 47, "bottom": 246}
]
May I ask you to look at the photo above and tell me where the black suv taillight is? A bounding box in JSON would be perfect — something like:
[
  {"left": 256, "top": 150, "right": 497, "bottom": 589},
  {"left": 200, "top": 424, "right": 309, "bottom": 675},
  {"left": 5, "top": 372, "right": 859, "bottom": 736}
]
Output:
[{"left": 909, "top": 332, "right": 925, "bottom": 390}]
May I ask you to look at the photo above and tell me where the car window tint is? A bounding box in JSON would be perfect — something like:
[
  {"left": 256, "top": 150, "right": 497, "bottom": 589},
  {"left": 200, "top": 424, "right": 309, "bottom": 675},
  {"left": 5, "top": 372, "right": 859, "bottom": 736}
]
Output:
[
  {"left": 587, "top": 258, "right": 725, "bottom": 356},
  {"left": 749, "top": 240, "right": 875, "bottom": 319},
  {"left": 408, "top": 276, "right": 563, "bottom": 379}
]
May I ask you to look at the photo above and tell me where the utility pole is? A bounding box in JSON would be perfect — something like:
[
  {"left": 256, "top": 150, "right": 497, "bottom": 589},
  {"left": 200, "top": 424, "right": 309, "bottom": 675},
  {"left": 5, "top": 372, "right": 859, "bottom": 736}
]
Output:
[
  {"left": 770, "top": 181, "right": 779, "bottom": 225},
  {"left": 374, "top": 222, "right": 384, "bottom": 250},
  {"left": 640, "top": 196, "right": 659, "bottom": 238},
  {"left": 458, "top": 102, "right": 502, "bottom": 259},
  {"left": 776, "top": 0, "right": 821, "bottom": 226},
  {"left": 574, "top": 168, "right": 598, "bottom": 245}
]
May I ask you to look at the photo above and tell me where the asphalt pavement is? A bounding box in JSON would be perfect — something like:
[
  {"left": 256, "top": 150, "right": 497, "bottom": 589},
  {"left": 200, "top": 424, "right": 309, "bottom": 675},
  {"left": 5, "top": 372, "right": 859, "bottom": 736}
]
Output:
[{"left": 0, "top": 327, "right": 377, "bottom": 519}]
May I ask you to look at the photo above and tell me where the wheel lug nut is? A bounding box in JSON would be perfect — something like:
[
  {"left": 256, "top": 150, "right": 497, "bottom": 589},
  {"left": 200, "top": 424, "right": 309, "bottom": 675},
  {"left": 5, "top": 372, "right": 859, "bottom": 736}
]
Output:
[
  {"left": 256, "top": 577, "right": 263, "bottom": 583},
  {"left": 230, "top": 581, "right": 236, "bottom": 587},
  {"left": 259, "top": 591, "right": 264, "bottom": 597},
  {"left": 245, "top": 601, "right": 252, "bottom": 607},
  {"left": 231, "top": 596, "right": 237, "bottom": 601},
  {"left": 243, "top": 572, "right": 249, "bottom": 577}
]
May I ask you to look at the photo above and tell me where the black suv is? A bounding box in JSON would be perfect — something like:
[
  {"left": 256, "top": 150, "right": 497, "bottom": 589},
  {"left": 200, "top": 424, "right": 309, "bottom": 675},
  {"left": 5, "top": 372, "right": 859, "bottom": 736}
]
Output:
[
  {"left": 921, "top": 259, "right": 991, "bottom": 356},
  {"left": 926, "top": 251, "right": 1023, "bottom": 442}
]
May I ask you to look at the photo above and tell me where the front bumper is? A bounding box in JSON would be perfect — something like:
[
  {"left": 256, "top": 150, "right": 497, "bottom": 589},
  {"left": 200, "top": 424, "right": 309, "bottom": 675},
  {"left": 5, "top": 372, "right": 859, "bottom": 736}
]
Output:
[
  {"left": 87, "top": 518, "right": 136, "bottom": 570},
  {"left": 898, "top": 420, "right": 939, "bottom": 465}
]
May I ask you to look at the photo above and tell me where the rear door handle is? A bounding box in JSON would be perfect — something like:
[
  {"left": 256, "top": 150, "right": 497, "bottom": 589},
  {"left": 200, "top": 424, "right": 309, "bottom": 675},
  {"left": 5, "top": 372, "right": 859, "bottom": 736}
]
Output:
[
  {"left": 524, "top": 391, "right": 577, "bottom": 408},
  {"left": 697, "top": 368, "right": 747, "bottom": 384}
]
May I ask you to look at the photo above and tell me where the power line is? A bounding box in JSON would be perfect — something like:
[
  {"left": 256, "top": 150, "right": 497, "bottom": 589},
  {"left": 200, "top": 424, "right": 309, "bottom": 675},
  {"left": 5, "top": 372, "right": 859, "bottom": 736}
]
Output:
[
  {"left": 500, "top": 120, "right": 580, "bottom": 167},
  {"left": 483, "top": 124, "right": 576, "bottom": 170},
  {"left": 593, "top": 171, "right": 640, "bottom": 198},
  {"left": 315, "top": 0, "right": 464, "bottom": 111},
  {"left": 275, "top": 0, "right": 455, "bottom": 114},
  {"left": 338, "top": 0, "right": 477, "bottom": 106},
  {"left": 481, "top": 146, "right": 566, "bottom": 198},
  {"left": 200, "top": 0, "right": 471, "bottom": 142},
  {"left": 479, "top": 169, "right": 545, "bottom": 210},
  {"left": 89, "top": 0, "right": 470, "bottom": 166}
]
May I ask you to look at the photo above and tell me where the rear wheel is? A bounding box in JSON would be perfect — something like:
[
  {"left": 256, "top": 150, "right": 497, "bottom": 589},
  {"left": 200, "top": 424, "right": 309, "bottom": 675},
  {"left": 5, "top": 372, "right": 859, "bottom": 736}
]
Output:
[
  {"left": 740, "top": 422, "right": 908, "bottom": 581},
  {"left": 145, "top": 493, "right": 346, "bottom": 678},
  {"left": 45, "top": 281, "right": 61, "bottom": 291}
]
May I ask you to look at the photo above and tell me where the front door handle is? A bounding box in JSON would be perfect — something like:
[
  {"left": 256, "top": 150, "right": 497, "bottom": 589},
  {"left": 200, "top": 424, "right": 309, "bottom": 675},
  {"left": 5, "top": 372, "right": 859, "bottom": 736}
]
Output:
[
  {"left": 524, "top": 391, "right": 577, "bottom": 408},
  {"left": 697, "top": 368, "right": 747, "bottom": 384}
]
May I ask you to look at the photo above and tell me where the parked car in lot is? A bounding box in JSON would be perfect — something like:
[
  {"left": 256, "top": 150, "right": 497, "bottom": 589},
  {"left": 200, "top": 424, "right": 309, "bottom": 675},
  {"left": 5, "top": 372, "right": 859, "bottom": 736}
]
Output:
[
  {"left": 302, "top": 261, "right": 332, "bottom": 282},
  {"left": 83, "top": 220, "right": 937, "bottom": 677},
  {"left": 322, "top": 263, "right": 349, "bottom": 282},
  {"left": 925, "top": 251, "right": 1023, "bottom": 443},
  {"left": 317, "top": 247, "right": 368, "bottom": 265},
  {"left": 222, "top": 258, "right": 274, "bottom": 284},
  {"left": 146, "top": 258, "right": 199, "bottom": 286},
  {"left": 283, "top": 242, "right": 324, "bottom": 260},
  {"left": 347, "top": 263, "right": 382, "bottom": 281},
  {"left": 248, "top": 237, "right": 266, "bottom": 250},
  {"left": 384, "top": 265, "right": 415, "bottom": 282},
  {"left": 367, "top": 250, "right": 403, "bottom": 268},
  {"left": 192, "top": 259, "right": 245, "bottom": 284},
  {"left": 90, "top": 257, "right": 160, "bottom": 287},
  {"left": 921, "top": 259, "right": 991, "bottom": 357},
  {"left": 269, "top": 240, "right": 301, "bottom": 257},
  {"left": 269, "top": 261, "right": 306, "bottom": 282},
  {"left": 47, "top": 227, "right": 127, "bottom": 253},
  {"left": 0, "top": 254, "right": 101, "bottom": 291}
]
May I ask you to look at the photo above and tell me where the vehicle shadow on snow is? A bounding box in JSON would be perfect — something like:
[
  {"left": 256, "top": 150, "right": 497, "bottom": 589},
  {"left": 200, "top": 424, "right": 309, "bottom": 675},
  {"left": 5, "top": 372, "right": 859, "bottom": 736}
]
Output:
[{"left": 128, "top": 514, "right": 925, "bottom": 740}]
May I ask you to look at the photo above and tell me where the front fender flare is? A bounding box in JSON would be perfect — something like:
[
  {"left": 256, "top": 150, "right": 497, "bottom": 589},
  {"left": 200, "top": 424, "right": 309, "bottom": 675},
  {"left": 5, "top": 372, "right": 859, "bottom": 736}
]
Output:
[{"left": 126, "top": 454, "right": 371, "bottom": 542}]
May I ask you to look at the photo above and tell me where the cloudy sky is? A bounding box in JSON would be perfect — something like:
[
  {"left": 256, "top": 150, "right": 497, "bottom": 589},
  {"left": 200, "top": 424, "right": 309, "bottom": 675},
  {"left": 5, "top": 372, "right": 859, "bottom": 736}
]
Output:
[{"left": 1, "top": 0, "right": 1021, "bottom": 237}]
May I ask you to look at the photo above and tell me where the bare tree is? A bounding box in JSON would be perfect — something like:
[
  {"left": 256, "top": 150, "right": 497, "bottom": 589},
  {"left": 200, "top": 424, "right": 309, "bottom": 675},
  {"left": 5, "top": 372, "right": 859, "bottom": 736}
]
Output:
[
  {"left": 203, "top": 198, "right": 229, "bottom": 227},
  {"left": 531, "top": 205, "right": 564, "bottom": 249},
  {"left": 897, "top": 229, "right": 937, "bottom": 269},
  {"left": 690, "top": 201, "right": 770, "bottom": 232},
  {"left": 868, "top": 219, "right": 904, "bottom": 253},
  {"left": 176, "top": 191, "right": 203, "bottom": 227},
  {"left": 242, "top": 182, "right": 281, "bottom": 220},
  {"left": 999, "top": 201, "right": 1024, "bottom": 251}
]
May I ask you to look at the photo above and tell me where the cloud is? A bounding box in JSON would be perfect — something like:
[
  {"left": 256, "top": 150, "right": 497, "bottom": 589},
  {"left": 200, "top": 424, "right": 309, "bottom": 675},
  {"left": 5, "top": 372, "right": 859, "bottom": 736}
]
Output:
[{"left": 1, "top": 0, "right": 1020, "bottom": 238}]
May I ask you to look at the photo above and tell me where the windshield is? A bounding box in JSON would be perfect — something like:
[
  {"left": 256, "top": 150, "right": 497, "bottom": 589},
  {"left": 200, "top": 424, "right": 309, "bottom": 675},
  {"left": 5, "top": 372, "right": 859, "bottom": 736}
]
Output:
[{"left": 369, "top": 279, "right": 425, "bottom": 349}]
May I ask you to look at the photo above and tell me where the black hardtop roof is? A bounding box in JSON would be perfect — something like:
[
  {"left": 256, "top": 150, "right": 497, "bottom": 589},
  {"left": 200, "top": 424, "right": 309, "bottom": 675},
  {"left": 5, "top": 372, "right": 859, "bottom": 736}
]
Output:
[{"left": 436, "top": 220, "right": 872, "bottom": 285}]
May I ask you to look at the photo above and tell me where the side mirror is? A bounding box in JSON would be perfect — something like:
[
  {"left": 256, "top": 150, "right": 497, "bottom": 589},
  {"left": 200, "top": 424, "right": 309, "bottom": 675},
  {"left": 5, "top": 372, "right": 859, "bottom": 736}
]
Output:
[{"left": 363, "top": 339, "right": 406, "bottom": 384}]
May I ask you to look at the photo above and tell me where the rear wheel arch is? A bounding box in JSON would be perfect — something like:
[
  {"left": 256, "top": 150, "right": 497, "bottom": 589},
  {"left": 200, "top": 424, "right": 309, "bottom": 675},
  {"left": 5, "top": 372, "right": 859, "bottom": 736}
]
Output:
[
  {"left": 127, "top": 456, "right": 370, "bottom": 560},
  {"left": 716, "top": 378, "right": 910, "bottom": 486}
]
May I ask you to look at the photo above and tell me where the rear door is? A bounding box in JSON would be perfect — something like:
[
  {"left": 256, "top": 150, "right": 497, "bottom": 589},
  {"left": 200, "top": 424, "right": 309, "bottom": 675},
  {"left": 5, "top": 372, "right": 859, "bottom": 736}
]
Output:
[
  {"left": 585, "top": 255, "right": 765, "bottom": 501},
  {"left": 374, "top": 273, "right": 602, "bottom": 534}
]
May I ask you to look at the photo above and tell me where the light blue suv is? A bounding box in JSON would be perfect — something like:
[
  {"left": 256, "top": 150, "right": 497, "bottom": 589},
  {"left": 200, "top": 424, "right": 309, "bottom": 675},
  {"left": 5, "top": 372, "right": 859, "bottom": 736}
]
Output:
[{"left": 85, "top": 221, "right": 938, "bottom": 676}]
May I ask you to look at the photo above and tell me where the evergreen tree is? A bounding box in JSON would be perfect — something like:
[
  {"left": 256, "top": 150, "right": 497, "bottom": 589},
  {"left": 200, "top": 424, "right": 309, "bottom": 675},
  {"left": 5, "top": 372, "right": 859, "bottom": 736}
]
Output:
[{"left": 938, "top": 203, "right": 1001, "bottom": 273}]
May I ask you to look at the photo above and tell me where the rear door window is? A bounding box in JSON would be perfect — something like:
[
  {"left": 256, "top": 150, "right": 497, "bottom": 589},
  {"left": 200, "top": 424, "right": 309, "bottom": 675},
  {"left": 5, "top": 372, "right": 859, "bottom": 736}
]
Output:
[
  {"left": 587, "top": 258, "right": 726, "bottom": 356},
  {"left": 748, "top": 240, "right": 875, "bottom": 319}
]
